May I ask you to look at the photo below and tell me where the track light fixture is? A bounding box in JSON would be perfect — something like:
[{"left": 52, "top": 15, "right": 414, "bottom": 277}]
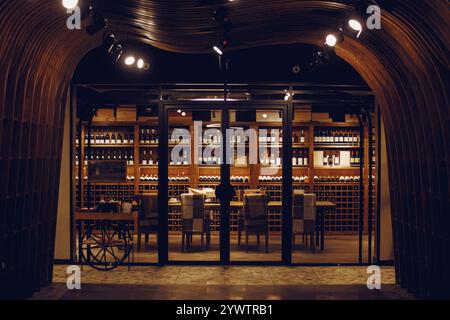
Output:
[
  {"left": 111, "top": 43, "right": 123, "bottom": 63},
  {"left": 104, "top": 32, "right": 123, "bottom": 63},
  {"left": 213, "top": 45, "right": 223, "bottom": 55},
  {"left": 348, "top": 19, "right": 363, "bottom": 38},
  {"left": 103, "top": 32, "right": 117, "bottom": 54},
  {"left": 325, "top": 34, "right": 337, "bottom": 47},
  {"left": 324, "top": 31, "right": 344, "bottom": 47},
  {"left": 284, "top": 90, "right": 293, "bottom": 101},
  {"left": 122, "top": 52, "right": 149, "bottom": 70},
  {"left": 137, "top": 58, "right": 144, "bottom": 69},
  {"left": 213, "top": 34, "right": 232, "bottom": 55},
  {"left": 86, "top": 12, "right": 107, "bottom": 36},
  {"left": 124, "top": 56, "right": 136, "bottom": 66}
]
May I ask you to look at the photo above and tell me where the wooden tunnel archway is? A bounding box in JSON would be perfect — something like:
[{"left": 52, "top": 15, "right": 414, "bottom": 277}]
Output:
[{"left": 0, "top": 0, "right": 448, "bottom": 298}]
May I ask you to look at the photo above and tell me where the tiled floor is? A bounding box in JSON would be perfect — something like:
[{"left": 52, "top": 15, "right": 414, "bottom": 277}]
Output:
[
  {"left": 113, "top": 234, "right": 371, "bottom": 263},
  {"left": 31, "top": 265, "right": 415, "bottom": 300}
]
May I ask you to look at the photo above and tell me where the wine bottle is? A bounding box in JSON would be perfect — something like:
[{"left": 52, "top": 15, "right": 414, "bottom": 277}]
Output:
[
  {"left": 303, "top": 151, "right": 308, "bottom": 166},
  {"left": 117, "top": 132, "right": 123, "bottom": 144},
  {"left": 150, "top": 129, "right": 156, "bottom": 144},
  {"left": 129, "top": 152, "right": 134, "bottom": 165},
  {"left": 145, "top": 129, "right": 150, "bottom": 144},
  {"left": 129, "top": 133, "right": 134, "bottom": 144},
  {"left": 140, "top": 129, "right": 145, "bottom": 144},
  {"left": 111, "top": 132, "right": 116, "bottom": 144},
  {"left": 334, "top": 151, "right": 340, "bottom": 166},
  {"left": 300, "top": 129, "right": 305, "bottom": 143},
  {"left": 298, "top": 150, "right": 303, "bottom": 166},
  {"left": 124, "top": 133, "right": 128, "bottom": 144},
  {"left": 292, "top": 150, "right": 297, "bottom": 166},
  {"left": 148, "top": 150, "right": 154, "bottom": 165},
  {"left": 142, "top": 150, "right": 148, "bottom": 165}
]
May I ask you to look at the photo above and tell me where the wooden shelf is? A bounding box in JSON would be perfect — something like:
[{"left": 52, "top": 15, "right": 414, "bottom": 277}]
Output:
[
  {"left": 75, "top": 115, "right": 376, "bottom": 234},
  {"left": 313, "top": 144, "right": 359, "bottom": 149}
]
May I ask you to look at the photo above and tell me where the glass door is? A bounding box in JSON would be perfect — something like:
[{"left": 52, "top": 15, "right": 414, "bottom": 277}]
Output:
[
  {"left": 161, "top": 105, "right": 223, "bottom": 262},
  {"left": 160, "top": 103, "right": 290, "bottom": 264},
  {"left": 227, "top": 106, "right": 290, "bottom": 263}
]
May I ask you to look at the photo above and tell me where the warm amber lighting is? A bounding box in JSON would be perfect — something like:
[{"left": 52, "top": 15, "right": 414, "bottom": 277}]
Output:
[
  {"left": 124, "top": 56, "right": 135, "bottom": 66},
  {"left": 137, "top": 58, "right": 144, "bottom": 69},
  {"left": 348, "top": 19, "right": 363, "bottom": 38},
  {"left": 213, "top": 46, "right": 223, "bottom": 55},
  {"left": 325, "top": 34, "right": 338, "bottom": 47}
]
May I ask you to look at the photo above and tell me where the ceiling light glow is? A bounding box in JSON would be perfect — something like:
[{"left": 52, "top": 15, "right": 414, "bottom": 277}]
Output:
[
  {"left": 137, "top": 58, "right": 144, "bottom": 69},
  {"left": 213, "top": 46, "right": 223, "bottom": 55},
  {"left": 62, "top": 0, "right": 78, "bottom": 9},
  {"left": 325, "top": 34, "right": 338, "bottom": 47},
  {"left": 124, "top": 56, "right": 135, "bottom": 66},
  {"left": 348, "top": 19, "right": 363, "bottom": 38}
]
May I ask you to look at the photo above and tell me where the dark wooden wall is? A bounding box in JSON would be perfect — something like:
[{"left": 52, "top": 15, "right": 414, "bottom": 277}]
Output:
[
  {"left": 0, "top": 1, "right": 98, "bottom": 298},
  {"left": 0, "top": 0, "right": 448, "bottom": 298}
]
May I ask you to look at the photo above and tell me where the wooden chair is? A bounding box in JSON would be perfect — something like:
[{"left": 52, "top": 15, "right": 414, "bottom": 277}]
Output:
[
  {"left": 292, "top": 191, "right": 317, "bottom": 251},
  {"left": 238, "top": 194, "right": 269, "bottom": 253},
  {"left": 180, "top": 193, "right": 210, "bottom": 251},
  {"left": 137, "top": 194, "right": 158, "bottom": 252}
]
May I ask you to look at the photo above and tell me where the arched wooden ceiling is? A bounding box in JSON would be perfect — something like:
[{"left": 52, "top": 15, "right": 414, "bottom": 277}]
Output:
[{"left": 0, "top": 0, "right": 448, "bottom": 298}]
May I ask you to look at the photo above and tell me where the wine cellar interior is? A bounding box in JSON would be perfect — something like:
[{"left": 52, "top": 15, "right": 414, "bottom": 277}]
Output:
[{"left": 73, "top": 84, "right": 378, "bottom": 264}]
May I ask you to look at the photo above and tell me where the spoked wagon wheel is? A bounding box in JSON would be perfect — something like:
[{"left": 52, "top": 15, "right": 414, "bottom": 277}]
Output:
[{"left": 81, "top": 221, "right": 132, "bottom": 271}]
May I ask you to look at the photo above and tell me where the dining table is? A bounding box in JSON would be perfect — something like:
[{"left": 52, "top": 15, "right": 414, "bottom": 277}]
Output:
[{"left": 168, "top": 200, "right": 336, "bottom": 250}]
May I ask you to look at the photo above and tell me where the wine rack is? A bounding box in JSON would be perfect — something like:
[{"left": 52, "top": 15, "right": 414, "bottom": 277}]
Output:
[
  {"left": 80, "top": 182, "right": 135, "bottom": 208},
  {"left": 74, "top": 114, "right": 376, "bottom": 236}
]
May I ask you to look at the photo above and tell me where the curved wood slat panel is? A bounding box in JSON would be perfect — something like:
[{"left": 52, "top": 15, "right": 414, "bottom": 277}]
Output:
[{"left": 0, "top": 0, "right": 448, "bottom": 298}]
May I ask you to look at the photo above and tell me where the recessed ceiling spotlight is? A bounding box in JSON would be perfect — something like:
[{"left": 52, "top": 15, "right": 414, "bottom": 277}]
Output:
[
  {"left": 137, "top": 58, "right": 144, "bottom": 69},
  {"left": 62, "top": 0, "right": 78, "bottom": 9},
  {"left": 177, "top": 109, "right": 182, "bottom": 114},
  {"left": 124, "top": 56, "right": 135, "bottom": 66},
  {"left": 262, "top": 114, "right": 268, "bottom": 119},
  {"left": 181, "top": 112, "right": 186, "bottom": 117}
]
